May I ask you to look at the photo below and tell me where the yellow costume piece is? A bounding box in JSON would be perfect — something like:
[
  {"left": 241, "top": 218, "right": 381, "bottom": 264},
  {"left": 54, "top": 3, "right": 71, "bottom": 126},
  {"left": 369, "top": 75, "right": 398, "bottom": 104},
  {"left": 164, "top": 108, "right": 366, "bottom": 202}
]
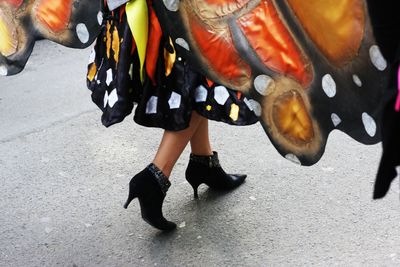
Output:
[{"left": 126, "top": 0, "right": 148, "bottom": 82}]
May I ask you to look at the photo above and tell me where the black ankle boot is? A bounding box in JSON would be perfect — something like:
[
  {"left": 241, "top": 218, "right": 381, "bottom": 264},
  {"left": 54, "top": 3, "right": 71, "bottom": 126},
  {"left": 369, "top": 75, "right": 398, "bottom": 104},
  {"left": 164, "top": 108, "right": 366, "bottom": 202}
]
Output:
[
  {"left": 185, "top": 152, "right": 247, "bottom": 198},
  {"left": 124, "top": 164, "right": 176, "bottom": 231}
]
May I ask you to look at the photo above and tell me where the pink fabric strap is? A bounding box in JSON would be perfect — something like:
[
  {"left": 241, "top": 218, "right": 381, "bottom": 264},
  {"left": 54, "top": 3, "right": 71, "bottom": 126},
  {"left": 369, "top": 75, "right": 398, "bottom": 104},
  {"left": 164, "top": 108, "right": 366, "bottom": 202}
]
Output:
[{"left": 396, "top": 65, "right": 400, "bottom": 111}]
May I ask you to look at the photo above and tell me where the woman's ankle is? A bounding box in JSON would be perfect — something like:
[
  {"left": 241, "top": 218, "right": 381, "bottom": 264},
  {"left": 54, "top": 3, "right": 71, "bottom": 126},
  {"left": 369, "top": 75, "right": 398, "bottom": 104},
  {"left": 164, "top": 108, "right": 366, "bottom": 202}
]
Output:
[{"left": 151, "top": 160, "right": 173, "bottom": 178}]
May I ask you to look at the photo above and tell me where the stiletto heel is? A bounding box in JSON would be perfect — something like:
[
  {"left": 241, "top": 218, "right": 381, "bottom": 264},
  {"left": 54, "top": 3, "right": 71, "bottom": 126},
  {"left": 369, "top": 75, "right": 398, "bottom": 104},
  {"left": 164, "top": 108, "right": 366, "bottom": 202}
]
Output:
[
  {"left": 189, "top": 182, "right": 200, "bottom": 199},
  {"left": 124, "top": 164, "right": 176, "bottom": 231},
  {"left": 185, "top": 152, "right": 247, "bottom": 198},
  {"left": 123, "top": 182, "right": 138, "bottom": 209},
  {"left": 185, "top": 171, "right": 202, "bottom": 198}
]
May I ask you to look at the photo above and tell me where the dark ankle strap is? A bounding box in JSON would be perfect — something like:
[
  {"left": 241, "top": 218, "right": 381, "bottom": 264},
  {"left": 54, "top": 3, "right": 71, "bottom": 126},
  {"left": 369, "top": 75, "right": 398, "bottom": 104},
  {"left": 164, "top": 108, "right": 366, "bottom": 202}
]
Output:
[
  {"left": 189, "top": 151, "right": 221, "bottom": 168},
  {"left": 147, "top": 163, "right": 171, "bottom": 195}
]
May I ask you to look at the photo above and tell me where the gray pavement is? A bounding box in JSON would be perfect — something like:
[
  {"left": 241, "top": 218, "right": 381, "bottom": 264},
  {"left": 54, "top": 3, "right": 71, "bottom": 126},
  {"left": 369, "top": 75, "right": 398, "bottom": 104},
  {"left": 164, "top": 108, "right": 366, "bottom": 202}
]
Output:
[{"left": 1, "top": 41, "right": 400, "bottom": 267}]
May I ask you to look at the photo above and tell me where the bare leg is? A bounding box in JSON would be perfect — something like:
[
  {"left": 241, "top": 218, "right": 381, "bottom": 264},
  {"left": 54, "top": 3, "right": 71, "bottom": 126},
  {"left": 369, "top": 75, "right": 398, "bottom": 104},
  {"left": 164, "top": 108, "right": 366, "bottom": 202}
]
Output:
[
  {"left": 190, "top": 116, "right": 213, "bottom": 156},
  {"left": 152, "top": 112, "right": 204, "bottom": 177}
]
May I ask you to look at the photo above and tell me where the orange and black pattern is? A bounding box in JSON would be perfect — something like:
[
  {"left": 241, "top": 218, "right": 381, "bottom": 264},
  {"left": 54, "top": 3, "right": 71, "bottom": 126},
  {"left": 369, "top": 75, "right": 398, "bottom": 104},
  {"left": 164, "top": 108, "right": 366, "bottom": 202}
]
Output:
[
  {"left": 1, "top": 0, "right": 392, "bottom": 166},
  {"left": 0, "top": 0, "right": 102, "bottom": 75},
  {"left": 86, "top": 5, "right": 258, "bottom": 130},
  {"left": 154, "top": 0, "right": 388, "bottom": 165}
]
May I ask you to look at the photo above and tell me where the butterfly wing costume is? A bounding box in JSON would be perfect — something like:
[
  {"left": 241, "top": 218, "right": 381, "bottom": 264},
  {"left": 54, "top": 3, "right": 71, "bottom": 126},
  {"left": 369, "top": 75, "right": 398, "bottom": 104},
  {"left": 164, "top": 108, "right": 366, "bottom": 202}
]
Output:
[
  {"left": 153, "top": 0, "right": 388, "bottom": 165},
  {"left": 0, "top": 0, "right": 102, "bottom": 75},
  {"left": 0, "top": 0, "right": 390, "bottom": 166}
]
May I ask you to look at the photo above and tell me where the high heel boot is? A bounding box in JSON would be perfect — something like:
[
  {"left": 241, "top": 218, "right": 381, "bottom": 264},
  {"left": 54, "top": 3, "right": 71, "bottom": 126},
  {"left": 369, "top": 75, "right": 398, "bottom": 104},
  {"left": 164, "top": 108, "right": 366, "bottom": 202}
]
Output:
[
  {"left": 124, "top": 164, "right": 176, "bottom": 231},
  {"left": 185, "top": 151, "right": 247, "bottom": 198}
]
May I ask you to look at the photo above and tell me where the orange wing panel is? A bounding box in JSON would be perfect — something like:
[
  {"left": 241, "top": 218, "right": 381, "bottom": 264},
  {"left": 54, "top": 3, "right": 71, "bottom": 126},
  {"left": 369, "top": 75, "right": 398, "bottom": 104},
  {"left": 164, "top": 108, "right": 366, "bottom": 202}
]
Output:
[
  {"left": 36, "top": 0, "right": 73, "bottom": 33},
  {"left": 189, "top": 15, "right": 252, "bottom": 89},
  {"left": 287, "top": 0, "right": 365, "bottom": 66},
  {"left": 237, "top": 0, "right": 312, "bottom": 87}
]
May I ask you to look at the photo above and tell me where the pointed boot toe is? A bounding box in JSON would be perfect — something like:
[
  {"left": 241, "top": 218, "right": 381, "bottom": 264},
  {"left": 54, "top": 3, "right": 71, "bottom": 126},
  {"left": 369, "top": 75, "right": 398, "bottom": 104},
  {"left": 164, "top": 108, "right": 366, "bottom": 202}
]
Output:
[{"left": 185, "top": 152, "right": 247, "bottom": 197}]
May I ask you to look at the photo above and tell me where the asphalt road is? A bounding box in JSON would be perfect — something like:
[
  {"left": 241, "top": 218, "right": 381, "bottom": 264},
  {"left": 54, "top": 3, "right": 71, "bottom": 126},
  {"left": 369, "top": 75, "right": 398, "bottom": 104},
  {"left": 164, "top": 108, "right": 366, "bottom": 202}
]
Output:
[{"left": 1, "top": 41, "right": 400, "bottom": 267}]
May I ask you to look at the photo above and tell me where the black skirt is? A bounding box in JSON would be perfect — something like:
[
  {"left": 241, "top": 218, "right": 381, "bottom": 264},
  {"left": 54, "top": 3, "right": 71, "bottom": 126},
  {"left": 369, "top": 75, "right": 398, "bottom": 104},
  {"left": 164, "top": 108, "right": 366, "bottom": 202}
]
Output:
[{"left": 86, "top": 7, "right": 258, "bottom": 131}]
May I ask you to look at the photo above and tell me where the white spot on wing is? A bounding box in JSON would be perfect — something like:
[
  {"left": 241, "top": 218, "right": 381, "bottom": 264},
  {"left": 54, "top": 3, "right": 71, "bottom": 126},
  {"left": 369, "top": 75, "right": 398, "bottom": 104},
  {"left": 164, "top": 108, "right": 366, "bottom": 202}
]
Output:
[
  {"left": 285, "top": 154, "right": 301, "bottom": 165},
  {"left": 108, "top": 89, "right": 118, "bottom": 108},
  {"left": 244, "top": 98, "right": 253, "bottom": 111},
  {"left": 352, "top": 74, "right": 362, "bottom": 87},
  {"left": 146, "top": 96, "right": 158, "bottom": 114},
  {"left": 322, "top": 74, "right": 336, "bottom": 98},
  {"left": 195, "top": 85, "right": 208, "bottom": 102},
  {"left": 214, "top": 86, "right": 229, "bottom": 105},
  {"left": 76, "top": 23, "right": 90, "bottom": 44},
  {"left": 168, "top": 92, "right": 181, "bottom": 109},
  {"left": 0, "top": 65, "right": 7, "bottom": 76},
  {"left": 175, "top": 38, "right": 190, "bottom": 51},
  {"left": 331, "top": 113, "right": 342, "bottom": 127},
  {"left": 248, "top": 99, "right": 262, "bottom": 117},
  {"left": 369, "top": 45, "right": 387, "bottom": 71},
  {"left": 163, "top": 0, "right": 180, "bottom": 11},
  {"left": 362, "top": 112, "right": 377, "bottom": 137},
  {"left": 97, "top": 11, "right": 103, "bottom": 25},
  {"left": 254, "top": 75, "right": 273, "bottom": 96},
  {"left": 106, "top": 69, "right": 113, "bottom": 86}
]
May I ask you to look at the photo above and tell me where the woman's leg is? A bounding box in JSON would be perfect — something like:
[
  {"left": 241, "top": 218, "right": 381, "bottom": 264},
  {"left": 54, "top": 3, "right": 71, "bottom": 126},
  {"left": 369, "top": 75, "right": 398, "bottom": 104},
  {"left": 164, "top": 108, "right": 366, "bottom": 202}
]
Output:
[
  {"left": 152, "top": 112, "right": 204, "bottom": 177},
  {"left": 190, "top": 116, "right": 213, "bottom": 156},
  {"left": 125, "top": 112, "right": 205, "bottom": 231}
]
